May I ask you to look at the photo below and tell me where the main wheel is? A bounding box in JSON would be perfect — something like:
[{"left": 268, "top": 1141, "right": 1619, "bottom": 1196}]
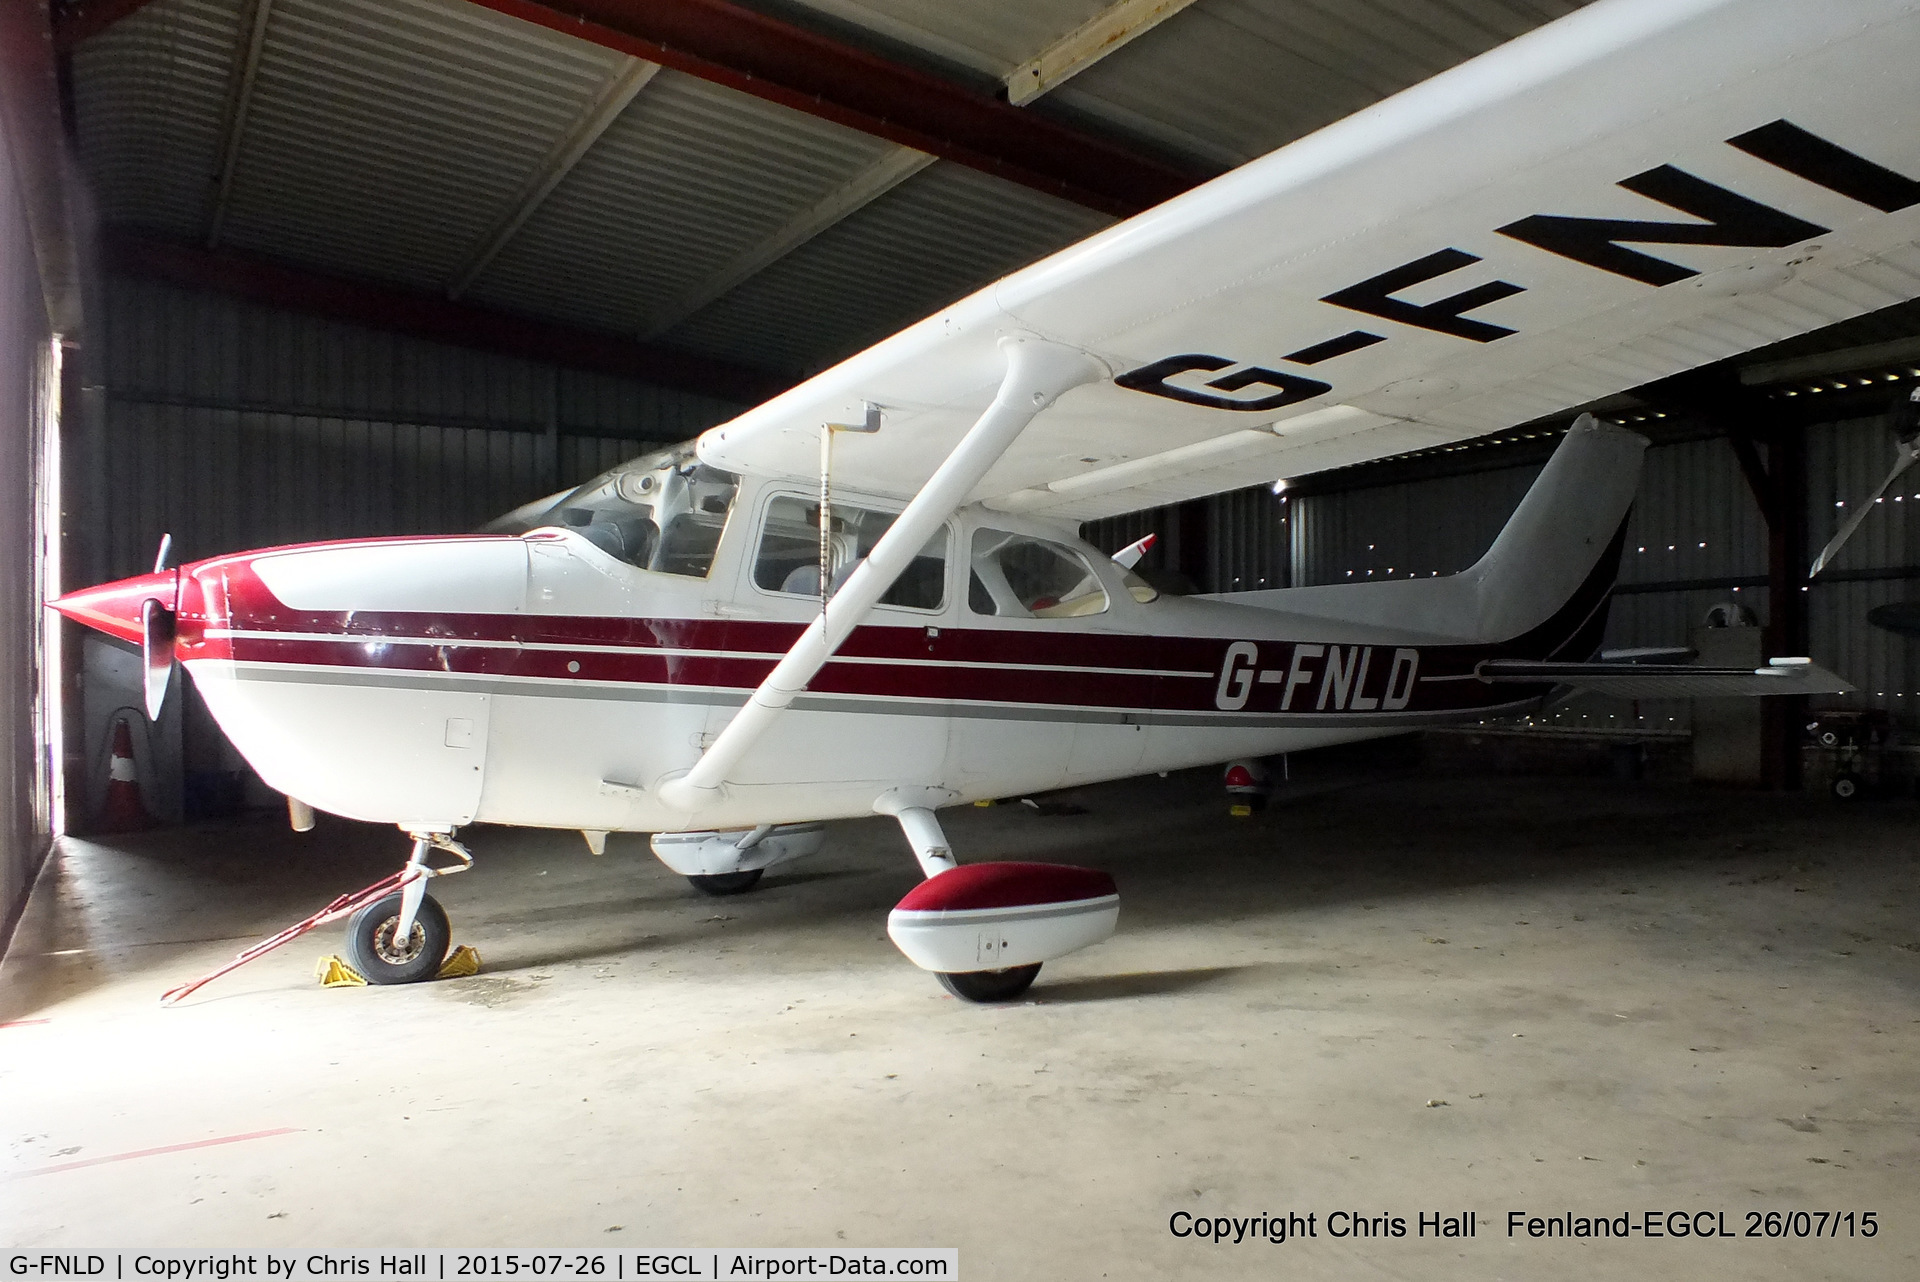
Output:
[
  {"left": 1831, "top": 772, "right": 1861, "bottom": 800},
  {"left": 687, "top": 869, "right": 763, "bottom": 896},
  {"left": 936, "top": 964, "right": 1041, "bottom": 1003},
  {"left": 344, "top": 891, "right": 450, "bottom": 985}
]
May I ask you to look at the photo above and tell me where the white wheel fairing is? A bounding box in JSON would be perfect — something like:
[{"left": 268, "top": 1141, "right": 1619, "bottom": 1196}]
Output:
[
  {"left": 650, "top": 823, "right": 826, "bottom": 876},
  {"left": 888, "top": 896, "right": 1120, "bottom": 973}
]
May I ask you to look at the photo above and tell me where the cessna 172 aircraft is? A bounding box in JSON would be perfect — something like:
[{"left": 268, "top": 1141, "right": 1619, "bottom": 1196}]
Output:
[{"left": 53, "top": 0, "right": 1916, "bottom": 1000}]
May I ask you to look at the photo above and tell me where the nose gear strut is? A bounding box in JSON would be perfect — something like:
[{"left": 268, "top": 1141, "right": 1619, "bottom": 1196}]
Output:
[{"left": 159, "top": 830, "right": 472, "bottom": 1005}]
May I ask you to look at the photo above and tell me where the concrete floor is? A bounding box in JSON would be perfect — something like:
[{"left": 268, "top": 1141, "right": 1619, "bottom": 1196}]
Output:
[{"left": 4, "top": 762, "right": 1918, "bottom": 1280}]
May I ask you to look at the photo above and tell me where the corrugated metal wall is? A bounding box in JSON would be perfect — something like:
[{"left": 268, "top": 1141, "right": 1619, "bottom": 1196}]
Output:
[
  {"left": 1095, "top": 416, "right": 1920, "bottom": 725},
  {"left": 1605, "top": 435, "right": 1771, "bottom": 732},
  {"left": 1206, "top": 487, "right": 1290, "bottom": 594},
  {"left": 1, "top": 113, "right": 56, "bottom": 945},
  {"left": 1081, "top": 488, "right": 1293, "bottom": 593},
  {"left": 94, "top": 277, "right": 743, "bottom": 581},
  {"left": 1250, "top": 437, "right": 1776, "bottom": 730},
  {"left": 1807, "top": 411, "right": 1920, "bottom": 708},
  {"left": 1288, "top": 463, "right": 1538, "bottom": 587},
  {"left": 79, "top": 276, "right": 746, "bottom": 825},
  {"left": 1213, "top": 438, "right": 1776, "bottom": 667}
]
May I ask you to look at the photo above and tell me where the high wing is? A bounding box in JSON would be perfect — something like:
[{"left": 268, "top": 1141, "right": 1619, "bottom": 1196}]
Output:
[{"left": 696, "top": 0, "right": 1920, "bottom": 522}]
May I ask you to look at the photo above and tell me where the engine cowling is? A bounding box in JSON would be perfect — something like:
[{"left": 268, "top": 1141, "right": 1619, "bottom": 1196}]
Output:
[{"left": 887, "top": 861, "right": 1118, "bottom": 974}]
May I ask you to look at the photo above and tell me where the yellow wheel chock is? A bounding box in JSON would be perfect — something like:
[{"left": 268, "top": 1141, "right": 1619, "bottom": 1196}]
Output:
[
  {"left": 436, "top": 944, "right": 482, "bottom": 979},
  {"left": 314, "top": 955, "right": 366, "bottom": 987}
]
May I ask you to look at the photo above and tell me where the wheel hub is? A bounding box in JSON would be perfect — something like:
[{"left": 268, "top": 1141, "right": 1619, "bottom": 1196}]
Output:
[{"left": 371, "top": 916, "right": 426, "bottom": 965}]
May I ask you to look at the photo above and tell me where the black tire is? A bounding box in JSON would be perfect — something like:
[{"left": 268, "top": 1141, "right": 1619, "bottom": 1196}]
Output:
[
  {"left": 1831, "top": 773, "right": 1861, "bottom": 800},
  {"left": 343, "top": 891, "right": 450, "bottom": 985},
  {"left": 936, "top": 964, "right": 1041, "bottom": 1003},
  {"left": 688, "top": 869, "right": 763, "bottom": 896}
]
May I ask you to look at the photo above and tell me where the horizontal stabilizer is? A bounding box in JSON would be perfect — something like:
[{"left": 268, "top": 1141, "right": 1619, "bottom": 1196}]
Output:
[
  {"left": 1476, "top": 658, "right": 1852, "bottom": 698},
  {"left": 1597, "top": 646, "right": 1696, "bottom": 664}
]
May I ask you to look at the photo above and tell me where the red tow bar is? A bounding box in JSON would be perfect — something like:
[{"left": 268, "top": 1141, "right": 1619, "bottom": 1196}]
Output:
[{"left": 159, "top": 869, "right": 422, "bottom": 1006}]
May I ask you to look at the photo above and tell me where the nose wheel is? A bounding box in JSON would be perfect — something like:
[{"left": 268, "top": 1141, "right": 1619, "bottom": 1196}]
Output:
[
  {"left": 345, "top": 891, "right": 451, "bottom": 984},
  {"left": 158, "top": 829, "right": 472, "bottom": 1004},
  {"left": 342, "top": 828, "right": 471, "bottom": 985}
]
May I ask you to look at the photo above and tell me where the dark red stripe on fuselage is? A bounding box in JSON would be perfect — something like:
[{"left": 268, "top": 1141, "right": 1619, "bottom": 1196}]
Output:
[{"left": 171, "top": 532, "right": 1626, "bottom": 719}]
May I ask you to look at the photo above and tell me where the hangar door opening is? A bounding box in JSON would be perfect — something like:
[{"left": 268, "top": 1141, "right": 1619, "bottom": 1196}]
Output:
[{"left": 1, "top": 133, "right": 67, "bottom": 950}]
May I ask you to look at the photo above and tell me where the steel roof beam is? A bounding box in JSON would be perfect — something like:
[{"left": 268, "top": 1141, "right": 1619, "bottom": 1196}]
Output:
[
  {"left": 459, "top": 0, "right": 1207, "bottom": 218},
  {"left": 1739, "top": 335, "right": 1920, "bottom": 387},
  {"left": 642, "top": 0, "right": 1196, "bottom": 338},
  {"left": 50, "top": 1, "right": 160, "bottom": 52},
  {"left": 448, "top": 55, "right": 659, "bottom": 301},
  {"left": 205, "top": 0, "right": 274, "bottom": 250},
  {"left": 1005, "top": 0, "right": 1200, "bottom": 106},
  {"left": 102, "top": 228, "right": 792, "bottom": 404}
]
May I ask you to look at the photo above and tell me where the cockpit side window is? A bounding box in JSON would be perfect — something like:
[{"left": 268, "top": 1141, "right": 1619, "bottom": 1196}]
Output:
[
  {"left": 753, "top": 495, "right": 947, "bottom": 611},
  {"left": 645, "top": 464, "right": 737, "bottom": 577},
  {"left": 559, "top": 505, "right": 657, "bottom": 566},
  {"left": 504, "top": 446, "right": 738, "bottom": 578},
  {"left": 968, "top": 530, "right": 1110, "bottom": 619}
]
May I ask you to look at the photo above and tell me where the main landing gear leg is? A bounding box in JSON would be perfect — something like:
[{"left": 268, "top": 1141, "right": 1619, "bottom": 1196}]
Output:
[
  {"left": 344, "top": 830, "right": 472, "bottom": 985},
  {"left": 894, "top": 806, "right": 957, "bottom": 877},
  {"left": 889, "top": 806, "right": 1039, "bottom": 1003}
]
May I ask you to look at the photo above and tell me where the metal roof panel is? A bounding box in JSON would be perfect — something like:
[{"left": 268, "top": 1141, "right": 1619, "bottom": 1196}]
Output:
[
  {"left": 665, "top": 161, "right": 1112, "bottom": 375},
  {"left": 72, "top": 0, "right": 243, "bottom": 235},
  {"left": 464, "top": 70, "right": 901, "bottom": 336}
]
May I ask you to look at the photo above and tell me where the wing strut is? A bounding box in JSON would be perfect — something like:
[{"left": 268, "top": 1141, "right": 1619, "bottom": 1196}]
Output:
[{"left": 656, "top": 336, "right": 1106, "bottom": 813}]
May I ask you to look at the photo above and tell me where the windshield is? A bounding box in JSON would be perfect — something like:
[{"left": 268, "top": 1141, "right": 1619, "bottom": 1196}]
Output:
[{"left": 485, "top": 444, "right": 739, "bottom": 578}]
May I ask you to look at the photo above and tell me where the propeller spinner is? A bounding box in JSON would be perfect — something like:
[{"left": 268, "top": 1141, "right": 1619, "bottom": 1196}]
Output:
[{"left": 48, "top": 534, "right": 179, "bottom": 721}]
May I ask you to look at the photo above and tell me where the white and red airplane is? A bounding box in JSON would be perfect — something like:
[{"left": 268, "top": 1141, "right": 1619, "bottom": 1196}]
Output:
[{"left": 53, "top": 0, "right": 1912, "bottom": 1000}]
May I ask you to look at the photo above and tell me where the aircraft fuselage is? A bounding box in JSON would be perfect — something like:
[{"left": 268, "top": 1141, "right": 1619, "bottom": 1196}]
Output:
[{"left": 60, "top": 470, "right": 1594, "bottom": 835}]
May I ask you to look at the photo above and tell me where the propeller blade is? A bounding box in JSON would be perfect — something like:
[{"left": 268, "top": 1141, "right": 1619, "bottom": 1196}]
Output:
[
  {"left": 1809, "top": 451, "right": 1919, "bottom": 579},
  {"left": 141, "top": 597, "right": 176, "bottom": 720}
]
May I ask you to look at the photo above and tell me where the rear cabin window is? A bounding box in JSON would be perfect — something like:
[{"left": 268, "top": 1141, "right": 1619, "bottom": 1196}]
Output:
[
  {"left": 753, "top": 495, "right": 947, "bottom": 611},
  {"left": 968, "top": 530, "right": 1110, "bottom": 619}
]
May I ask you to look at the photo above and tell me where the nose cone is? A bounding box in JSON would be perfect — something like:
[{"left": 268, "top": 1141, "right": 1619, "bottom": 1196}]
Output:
[{"left": 50, "top": 570, "right": 179, "bottom": 645}]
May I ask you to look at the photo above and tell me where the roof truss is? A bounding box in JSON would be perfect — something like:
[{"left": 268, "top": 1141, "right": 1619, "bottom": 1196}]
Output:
[{"left": 56, "top": 0, "right": 1209, "bottom": 216}]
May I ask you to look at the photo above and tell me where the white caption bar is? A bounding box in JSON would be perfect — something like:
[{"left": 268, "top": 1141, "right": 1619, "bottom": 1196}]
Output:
[{"left": 4, "top": 1253, "right": 958, "bottom": 1281}]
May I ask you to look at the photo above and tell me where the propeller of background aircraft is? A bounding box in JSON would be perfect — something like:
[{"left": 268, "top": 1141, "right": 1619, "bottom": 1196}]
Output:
[{"left": 1809, "top": 385, "right": 1920, "bottom": 579}]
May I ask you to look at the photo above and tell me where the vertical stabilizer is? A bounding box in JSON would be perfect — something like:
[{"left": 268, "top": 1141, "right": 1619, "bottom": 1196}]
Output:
[
  {"left": 1458, "top": 414, "right": 1647, "bottom": 642},
  {"left": 1214, "top": 414, "right": 1647, "bottom": 645}
]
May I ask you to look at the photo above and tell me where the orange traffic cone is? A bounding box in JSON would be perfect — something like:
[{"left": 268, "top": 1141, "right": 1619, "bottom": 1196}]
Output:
[{"left": 100, "top": 716, "right": 152, "bottom": 833}]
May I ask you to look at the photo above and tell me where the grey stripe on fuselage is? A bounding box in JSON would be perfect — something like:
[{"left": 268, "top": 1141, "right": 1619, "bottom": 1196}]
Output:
[{"left": 210, "top": 661, "right": 1542, "bottom": 731}]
